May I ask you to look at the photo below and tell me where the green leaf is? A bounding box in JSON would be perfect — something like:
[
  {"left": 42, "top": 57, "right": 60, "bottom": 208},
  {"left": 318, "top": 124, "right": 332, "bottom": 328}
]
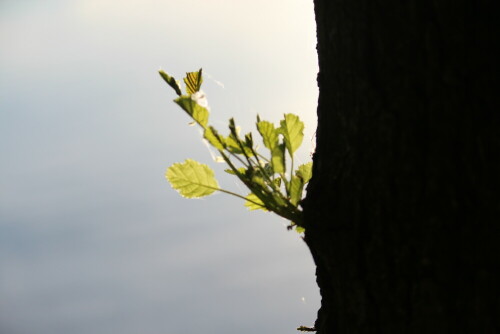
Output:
[
  {"left": 166, "top": 159, "right": 219, "bottom": 198},
  {"left": 279, "top": 113, "right": 304, "bottom": 157},
  {"left": 296, "top": 162, "right": 313, "bottom": 183},
  {"left": 251, "top": 174, "right": 267, "bottom": 188},
  {"left": 174, "top": 96, "right": 209, "bottom": 127},
  {"left": 244, "top": 193, "right": 268, "bottom": 211},
  {"left": 204, "top": 127, "right": 225, "bottom": 150},
  {"left": 257, "top": 120, "right": 285, "bottom": 173},
  {"left": 289, "top": 175, "right": 304, "bottom": 206},
  {"left": 257, "top": 120, "right": 278, "bottom": 150},
  {"left": 184, "top": 69, "right": 203, "bottom": 95},
  {"left": 226, "top": 134, "right": 252, "bottom": 155},
  {"left": 295, "top": 226, "right": 305, "bottom": 234},
  {"left": 272, "top": 144, "right": 286, "bottom": 174},
  {"left": 226, "top": 119, "right": 254, "bottom": 156},
  {"left": 224, "top": 167, "right": 246, "bottom": 175},
  {"left": 271, "top": 191, "right": 288, "bottom": 208},
  {"left": 273, "top": 177, "right": 282, "bottom": 188},
  {"left": 245, "top": 132, "right": 253, "bottom": 148},
  {"left": 158, "top": 70, "right": 182, "bottom": 96},
  {"left": 228, "top": 118, "right": 239, "bottom": 137}
]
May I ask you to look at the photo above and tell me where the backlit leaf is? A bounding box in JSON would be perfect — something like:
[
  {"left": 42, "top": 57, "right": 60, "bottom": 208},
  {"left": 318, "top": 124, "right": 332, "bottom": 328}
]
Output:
[
  {"left": 289, "top": 175, "right": 304, "bottom": 206},
  {"left": 296, "top": 162, "right": 313, "bottom": 183},
  {"left": 251, "top": 174, "right": 267, "bottom": 188},
  {"left": 225, "top": 130, "right": 254, "bottom": 157},
  {"left": 204, "top": 127, "right": 225, "bottom": 151},
  {"left": 257, "top": 120, "right": 278, "bottom": 150},
  {"left": 158, "top": 70, "right": 182, "bottom": 96},
  {"left": 279, "top": 114, "right": 304, "bottom": 157},
  {"left": 272, "top": 144, "right": 286, "bottom": 174},
  {"left": 295, "top": 226, "right": 305, "bottom": 233},
  {"left": 224, "top": 167, "right": 246, "bottom": 175},
  {"left": 257, "top": 120, "right": 285, "bottom": 173},
  {"left": 166, "top": 159, "right": 219, "bottom": 198},
  {"left": 245, "top": 132, "right": 253, "bottom": 148},
  {"left": 273, "top": 177, "right": 282, "bottom": 188},
  {"left": 225, "top": 133, "right": 240, "bottom": 152},
  {"left": 271, "top": 191, "right": 288, "bottom": 208},
  {"left": 244, "top": 193, "right": 268, "bottom": 211},
  {"left": 174, "top": 96, "right": 209, "bottom": 128},
  {"left": 184, "top": 69, "right": 203, "bottom": 95}
]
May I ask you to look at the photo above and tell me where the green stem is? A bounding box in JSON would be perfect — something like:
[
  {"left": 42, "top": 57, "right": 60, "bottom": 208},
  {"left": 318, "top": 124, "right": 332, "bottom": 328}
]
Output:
[
  {"left": 216, "top": 188, "right": 263, "bottom": 207},
  {"left": 194, "top": 182, "right": 264, "bottom": 208},
  {"left": 227, "top": 150, "right": 248, "bottom": 167},
  {"left": 250, "top": 146, "right": 284, "bottom": 196},
  {"left": 236, "top": 137, "right": 254, "bottom": 167},
  {"left": 257, "top": 153, "right": 270, "bottom": 163}
]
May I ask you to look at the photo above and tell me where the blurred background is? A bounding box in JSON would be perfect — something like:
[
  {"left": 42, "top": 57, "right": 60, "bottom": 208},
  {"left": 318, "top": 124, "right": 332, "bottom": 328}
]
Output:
[{"left": 0, "top": 0, "right": 319, "bottom": 333}]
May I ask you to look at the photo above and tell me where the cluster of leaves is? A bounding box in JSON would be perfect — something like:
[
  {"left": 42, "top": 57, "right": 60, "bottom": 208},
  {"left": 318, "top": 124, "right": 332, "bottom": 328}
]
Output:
[{"left": 159, "top": 69, "right": 312, "bottom": 232}]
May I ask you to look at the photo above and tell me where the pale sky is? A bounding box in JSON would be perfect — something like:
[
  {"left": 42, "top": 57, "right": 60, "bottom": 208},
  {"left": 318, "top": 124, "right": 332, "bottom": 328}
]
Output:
[{"left": 0, "top": 1, "right": 319, "bottom": 333}]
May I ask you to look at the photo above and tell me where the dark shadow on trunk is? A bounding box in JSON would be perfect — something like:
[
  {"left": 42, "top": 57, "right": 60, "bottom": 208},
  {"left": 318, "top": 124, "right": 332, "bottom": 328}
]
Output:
[{"left": 302, "top": 1, "right": 500, "bottom": 333}]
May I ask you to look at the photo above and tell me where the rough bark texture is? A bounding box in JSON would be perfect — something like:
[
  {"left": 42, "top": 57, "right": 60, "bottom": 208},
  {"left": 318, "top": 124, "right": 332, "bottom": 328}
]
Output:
[{"left": 302, "top": 1, "right": 499, "bottom": 333}]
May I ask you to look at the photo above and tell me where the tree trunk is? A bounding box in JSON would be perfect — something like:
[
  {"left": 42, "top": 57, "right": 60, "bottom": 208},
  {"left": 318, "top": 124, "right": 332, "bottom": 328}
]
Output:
[{"left": 303, "top": 1, "right": 499, "bottom": 333}]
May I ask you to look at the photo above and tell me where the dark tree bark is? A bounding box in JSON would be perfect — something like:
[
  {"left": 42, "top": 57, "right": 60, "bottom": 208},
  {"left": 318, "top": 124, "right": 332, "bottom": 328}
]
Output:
[{"left": 302, "top": 1, "right": 499, "bottom": 333}]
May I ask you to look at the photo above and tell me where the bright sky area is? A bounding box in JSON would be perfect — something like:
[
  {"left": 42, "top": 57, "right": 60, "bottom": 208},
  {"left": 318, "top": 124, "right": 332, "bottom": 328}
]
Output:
[{"left": 0, "top": 1, "right": 320, "bottom": 333}]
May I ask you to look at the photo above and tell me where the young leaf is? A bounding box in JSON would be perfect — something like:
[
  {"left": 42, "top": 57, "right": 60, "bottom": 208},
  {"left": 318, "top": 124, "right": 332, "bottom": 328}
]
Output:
[
  {"left": 224, "top": 167, "right": 246, "bottom": 175},
  {"left": 226, "top": 120, "right": 254, "bottom": 157},
  {"left": 244, "top": 193, "right": 268, "bottom": 211},
  {"left": 245, "top": 132, "right": 253, "bottom": 148},
  {"left": 257, "top": 120, "right": 278, "bottom": 150},
  {"left": 204, "top": 127, "right": 225, "bottom": 151},
  {"left": 273, "top": 177, "right": 282, "bottom": 188},
  {"left": 272, "top": 144, "right": 286, "bottom": 174},
  {"left": 296, "top": 162, "right": 313, "bottom": 183},
  {"left": 184, "top": 69, "right": 203, "bottom": 95},
  {"left": 174, "top": 96, "right": 209, "bottom": 127},
  {"left": 250, "top": 174, "right": 267, "bottom": 188},
  {"left": 289, "top": 175, "right": 305, "bottom": 206},
  {"left": 159, "top": 70, "right": 182, "bottom": 96},
  {"left": 295, "top": 226, "right": 305, "bottom": 234},
  {"left": 257, "top": 120, "right": 285, "bottom": 173},
  {"left": 279, "top": 113, "right": 304, "bottom": 157},
  {"left": 166, "top": 159, "right": 219, "bottom": 198},
  {"left": 226, "top": 133, "right": 253, "bottom": 156}
]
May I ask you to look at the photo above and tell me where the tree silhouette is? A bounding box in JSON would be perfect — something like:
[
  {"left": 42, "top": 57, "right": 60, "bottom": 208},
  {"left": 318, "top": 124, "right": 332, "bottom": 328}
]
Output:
[{"left": 303, "top": 1, "right": 499, "bottom": 332}]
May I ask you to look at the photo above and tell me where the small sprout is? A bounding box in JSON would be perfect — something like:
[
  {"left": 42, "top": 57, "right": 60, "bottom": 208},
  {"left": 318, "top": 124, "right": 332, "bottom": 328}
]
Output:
[{"left": 160, "top": 68, "right": 312, "bottom": 231}]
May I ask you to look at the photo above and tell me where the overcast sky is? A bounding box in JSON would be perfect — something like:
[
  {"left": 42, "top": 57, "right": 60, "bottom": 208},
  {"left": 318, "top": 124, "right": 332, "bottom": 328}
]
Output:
[{"left": 0, "top": 1, "right": 319, "bottom": 333}]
